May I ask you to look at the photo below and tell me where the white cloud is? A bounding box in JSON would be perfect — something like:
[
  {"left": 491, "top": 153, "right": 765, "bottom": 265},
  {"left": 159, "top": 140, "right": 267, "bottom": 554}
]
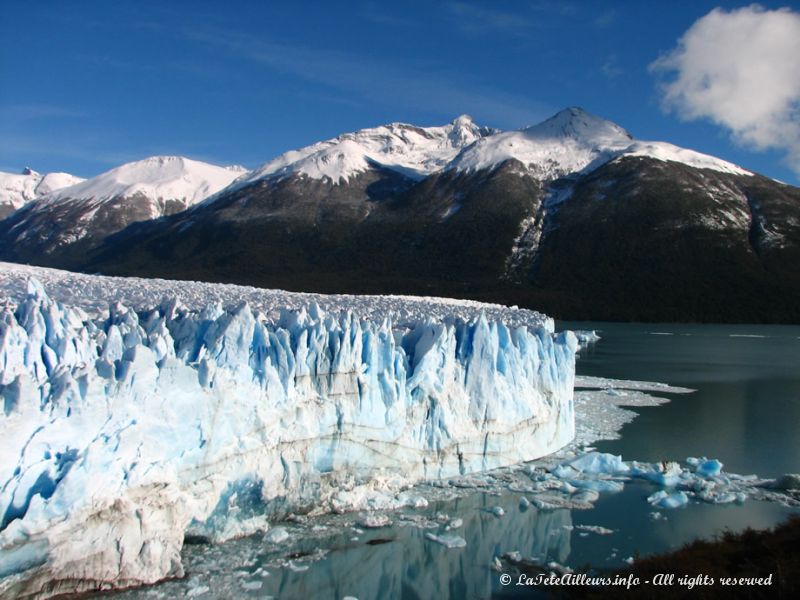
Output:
[{"left": 651, "top": 5, "right": 800, "bottom": 175}]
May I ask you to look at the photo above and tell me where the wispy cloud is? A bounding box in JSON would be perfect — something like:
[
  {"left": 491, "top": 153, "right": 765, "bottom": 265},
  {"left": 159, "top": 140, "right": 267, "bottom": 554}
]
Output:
[
  {"left": 601, "top": 55, "right": 623, "bottom": 79},
  {"left": 443, "top": 1, "right": 533, "bottom": 36},
  {"left": 182, "top": 25, "right": 552, "bottom": 128},
  {"left": 359, "top": 2, "right": 417, "bottom": 28},
  {"left": 0, "top": 104, "right": 86, "bottom": 123},
  {"left": 594, "top": 9, "right": 616, "bottom": 28},
  {"left": 75, "top": 54, "right": 160, "bottom": 72},
  {"left": 651, "top": 6, "right": 800, "bottom": 176}
]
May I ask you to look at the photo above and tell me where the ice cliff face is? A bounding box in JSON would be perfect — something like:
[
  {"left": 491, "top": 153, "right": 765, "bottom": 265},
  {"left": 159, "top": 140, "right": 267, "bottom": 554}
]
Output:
[{"left": 0, "top": 278, "right": 576, "bottom": 598}]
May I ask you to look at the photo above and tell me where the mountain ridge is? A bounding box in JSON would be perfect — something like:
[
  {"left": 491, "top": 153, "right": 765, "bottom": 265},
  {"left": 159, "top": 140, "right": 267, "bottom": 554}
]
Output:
[
  {"left": 1, "top": 107, "right": 797, "bottom": 323},
  {"left": 0, "top": 156, "right": 247, "bottom": 263}
]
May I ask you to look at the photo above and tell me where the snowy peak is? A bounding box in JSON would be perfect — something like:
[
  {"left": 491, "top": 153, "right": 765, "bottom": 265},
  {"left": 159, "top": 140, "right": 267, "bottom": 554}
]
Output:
[
  {"left": 42, "top": 155, "right": 248, "bottom": 206},
  {"left": 35, "top": 172, "right": 89, "bottom": 196},
  {"left": 0, "top": 168, "right": 85, "bottom": 215},
  {"left": 0, "top": 157, "right": 250, "bottom": 255},
  {"left": 448, "top": 107, "right": 633, "bottom": 179},
  {"left": 238, "top": 116, "right": 497, "bottom": 186},
  {"left": 524, "top": 107, "right": 633, "bottom": 146},
  {"left": 236, "top": 107, "right": 749, "bottom": 189},
  {"left": 449, "top": 107, "right": 749, "bottom": 179},
  {"left": 447, "top": 114, "right": 488, "bottom": 145}
]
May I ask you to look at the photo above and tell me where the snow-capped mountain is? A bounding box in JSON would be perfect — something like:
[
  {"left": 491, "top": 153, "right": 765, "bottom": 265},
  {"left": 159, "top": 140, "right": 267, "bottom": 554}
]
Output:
[
  {"left": 2, "top": 108, "right": 798, "bottom": 322},
  {"left": 0, "top": 168, "right": 85, "bottom": 218},
  {"left": 233, "top": 107, "right": 749, "bottom": 187},
  {"left": 0, "top": 156, "right": 248, "bottom": 263},
  {"left": 233, "top": 114, "right": 496, "bottom": 188},
  {"left": 448, "top": 107, "right": 750, "bottom": 179},
  {"left": 41, "top": 155, "right": 247, "bottom": 206}
]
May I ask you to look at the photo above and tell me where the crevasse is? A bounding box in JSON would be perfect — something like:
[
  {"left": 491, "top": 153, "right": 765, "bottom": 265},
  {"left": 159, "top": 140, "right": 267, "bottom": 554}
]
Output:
[{"left": 0, "top": 279, "right": 576, "bottom": 598}]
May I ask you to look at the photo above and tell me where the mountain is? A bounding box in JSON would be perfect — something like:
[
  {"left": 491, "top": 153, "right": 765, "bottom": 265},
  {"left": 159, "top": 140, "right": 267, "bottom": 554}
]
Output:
[
  {"left": 233, "top": 114, "right": 497, "bottom": 185},
  {"left": 3, "top": 108, "right": 799, "bottom": 322},
  {"left": 0, "top": 156, "right": 247, "bottom": 265},
  {"left": 0, "top": 167, "right": 85, "bottom": 218}
]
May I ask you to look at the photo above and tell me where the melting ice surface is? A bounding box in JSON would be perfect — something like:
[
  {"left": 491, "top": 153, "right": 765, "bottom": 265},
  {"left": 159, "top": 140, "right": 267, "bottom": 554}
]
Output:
[{"left": 0, "top": 264, "right": 576, "bottom": 599}]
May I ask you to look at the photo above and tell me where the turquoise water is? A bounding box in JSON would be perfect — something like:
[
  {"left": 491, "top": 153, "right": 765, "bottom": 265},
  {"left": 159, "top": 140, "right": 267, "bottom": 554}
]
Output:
[{"left": 110, "top": 322, "right": 800, "bottom": 600}]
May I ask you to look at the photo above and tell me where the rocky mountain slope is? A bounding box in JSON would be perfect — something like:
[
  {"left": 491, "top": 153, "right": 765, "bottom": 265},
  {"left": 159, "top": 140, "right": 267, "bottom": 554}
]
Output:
[
  {"left": 2, "top": 108, "right": 798, "bottom": 322},
  {"left": 0, "top": 156, "right": 247, "bottom": 264}
]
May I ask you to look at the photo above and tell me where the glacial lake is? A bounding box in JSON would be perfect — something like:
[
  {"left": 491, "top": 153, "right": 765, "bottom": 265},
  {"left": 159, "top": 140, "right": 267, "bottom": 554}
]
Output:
[{"left": 109, "top": 322, "right": 800, "bottom": 600}]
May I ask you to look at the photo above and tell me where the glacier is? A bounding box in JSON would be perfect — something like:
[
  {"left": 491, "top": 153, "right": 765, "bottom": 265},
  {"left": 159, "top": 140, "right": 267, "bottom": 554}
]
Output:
[{"left": 0, "top": 268, "right": 577, "bottom": 599}]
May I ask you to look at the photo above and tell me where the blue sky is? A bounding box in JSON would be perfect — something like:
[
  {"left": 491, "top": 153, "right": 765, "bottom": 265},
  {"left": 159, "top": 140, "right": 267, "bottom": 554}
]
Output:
[{"left": 1, "top": 0, "right": 798, "bottom": 183}]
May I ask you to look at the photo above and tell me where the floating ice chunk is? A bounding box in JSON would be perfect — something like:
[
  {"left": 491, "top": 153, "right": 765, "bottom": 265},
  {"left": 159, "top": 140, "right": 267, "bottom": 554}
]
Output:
[
  {"left": 697, "top": 491, "right": 738, "bottom": 504},
  {"left": 647, "top": 490, "right": 689, "bottom": 509},
  {"left": 566, "top": 452, "right": 629, "bottom": 475},
  {"left": 569, "top": 479, "right": 624, "bottom": 493},
  {"left": 623, "top": 556, "right": 635, "bottom": 565},
  {"left": 695, "top": 459, "right": 723, "bottom": 477},
  {"left": 489, "top": 506, "right": 505, "bottom": 517},
  {"left": 424, "top": 533, "right": 467, "bottom": 548},
  {"left": 573, "top": 330, "right": 601, "bottom": 350},
  {"left": 552, "top": 465, "right": 578, "bottom": 479},
  {"left": 241, "top": 581, "right": 262, "bottom": 591},
  {"left": 263, "top": 527, "right": 290, "bottom": 544},
  {"left": 629, "top": 461, "right": 683, "bottom": 487},
  {"left": 399, "top": 494, "right": 429, "bottom": 509},
  {"left": 560, "top": 481, "right": 578, "bottom": 494},
  {"left": 355, "top": 514, "right": 392, "bottom": 529},
  {"left": 519, "top": 497, "right": 531, "bottom": 510},
  {"left": 575, "top": 525, "right": 614, "bottom": 535}
]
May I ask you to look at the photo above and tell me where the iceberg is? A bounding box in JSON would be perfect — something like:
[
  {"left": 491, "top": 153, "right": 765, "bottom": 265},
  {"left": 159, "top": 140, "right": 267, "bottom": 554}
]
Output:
[
  {"left": 647, "top": 490, "right": 689, "bottom": 509},
  {"left": 0, "top": 276, "right": 577, "bottom": 598}
]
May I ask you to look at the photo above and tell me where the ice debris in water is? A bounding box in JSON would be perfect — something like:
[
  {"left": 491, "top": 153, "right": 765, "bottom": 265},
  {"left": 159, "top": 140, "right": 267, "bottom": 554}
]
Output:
[
  {"left": 546, "top": 452, "right": 799, "bottom": 510},
  {"left": 355, "top": 514, "right": 392, "bottom": 529},
  {"left": 263, "top": 527, "right": 290, "bottom": 544},
  {"left": 648, "top": 490, "right": 689, "bottom": 509},
  {"left": 424, "top": 533, "right": 467, "bottom": 548},
  {"left": 573, "top": 330, "right": 601, "bottom": 350},
  {"left": 575, "top": 525, "right": 614, "bottom": 535}
]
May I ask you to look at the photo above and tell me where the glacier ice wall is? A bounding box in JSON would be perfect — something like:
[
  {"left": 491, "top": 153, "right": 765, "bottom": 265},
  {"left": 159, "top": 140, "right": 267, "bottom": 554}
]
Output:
[{"left": 0, "top": 279, "right": 576, "bottom": 598}]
